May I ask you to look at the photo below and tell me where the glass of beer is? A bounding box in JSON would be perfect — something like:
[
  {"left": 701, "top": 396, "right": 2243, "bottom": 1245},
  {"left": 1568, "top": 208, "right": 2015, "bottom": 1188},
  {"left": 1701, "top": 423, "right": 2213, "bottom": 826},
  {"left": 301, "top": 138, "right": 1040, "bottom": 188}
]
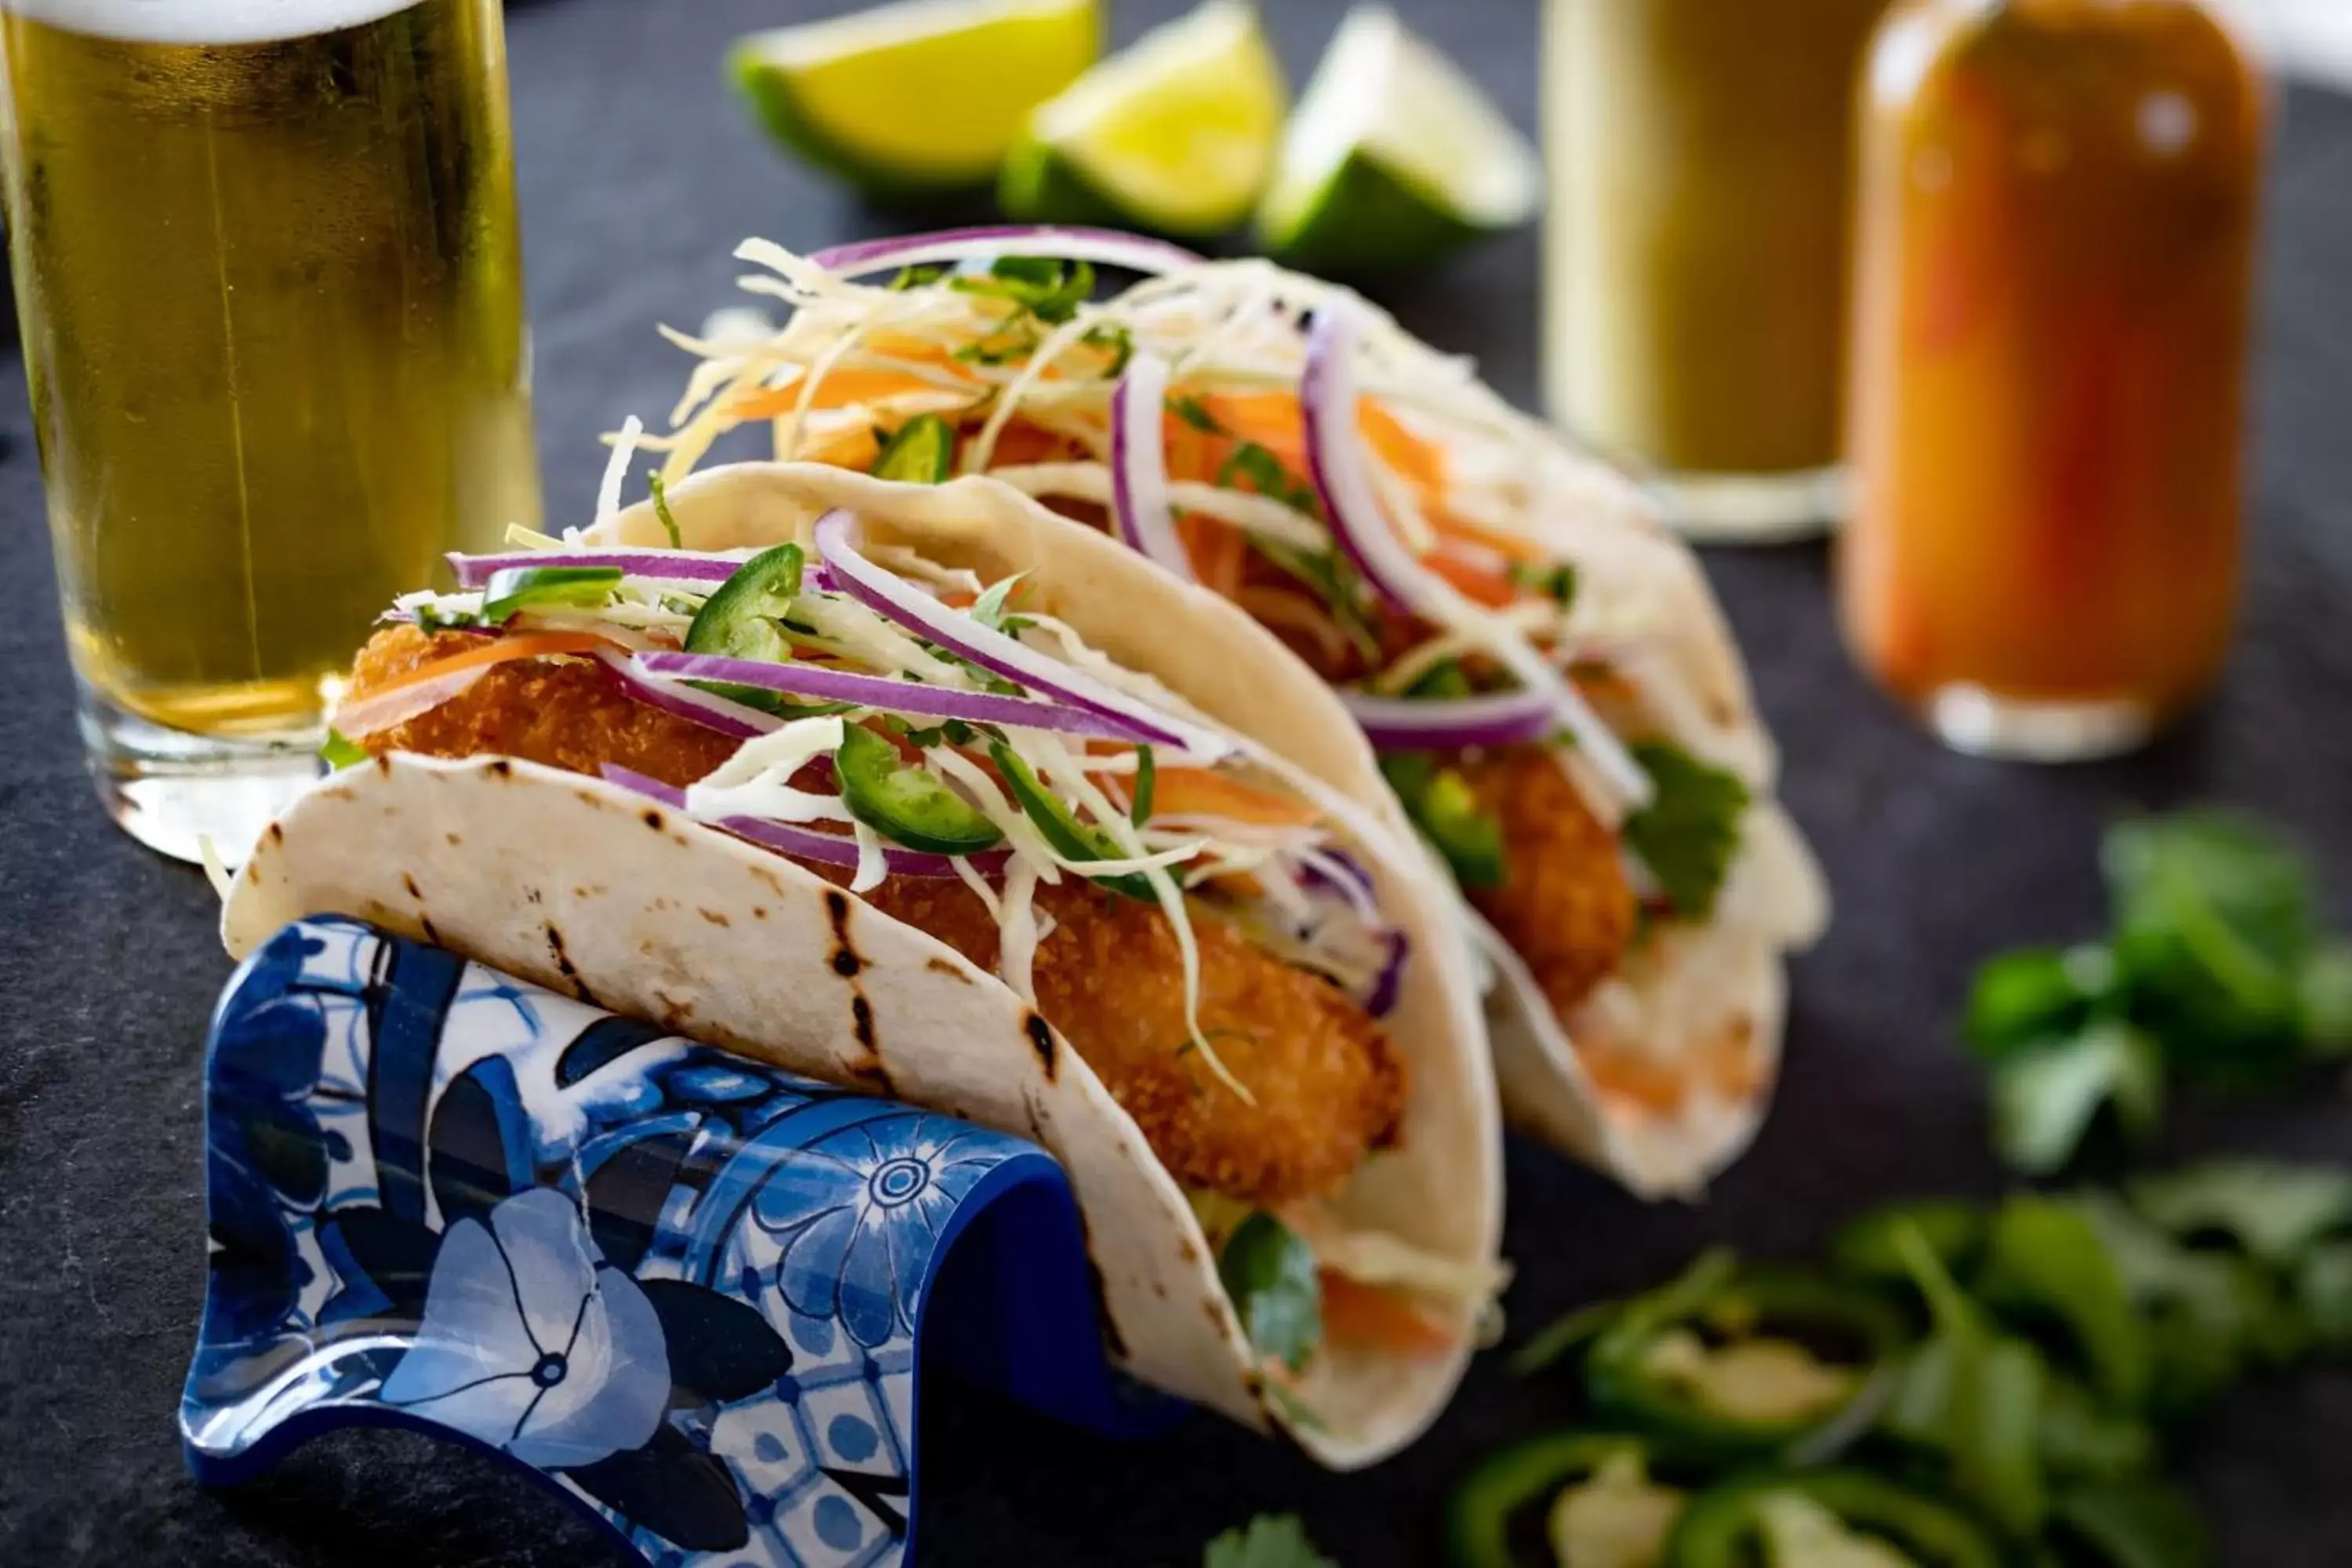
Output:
[{"left": 0, "top": 0, "right": 539, "bottom": 862}]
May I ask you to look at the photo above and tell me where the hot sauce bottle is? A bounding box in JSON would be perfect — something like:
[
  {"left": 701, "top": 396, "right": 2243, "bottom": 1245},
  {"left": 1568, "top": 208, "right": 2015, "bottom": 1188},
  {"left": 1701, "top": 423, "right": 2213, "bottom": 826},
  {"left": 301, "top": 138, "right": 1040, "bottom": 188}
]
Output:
[{"left": 1840, "top": 0, "right": 2267, "bottom": 759}]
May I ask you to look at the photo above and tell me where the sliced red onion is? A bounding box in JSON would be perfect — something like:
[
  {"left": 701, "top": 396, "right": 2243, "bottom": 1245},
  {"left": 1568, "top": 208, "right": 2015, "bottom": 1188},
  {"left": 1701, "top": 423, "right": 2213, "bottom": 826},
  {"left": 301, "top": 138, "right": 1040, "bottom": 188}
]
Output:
[
  {"left": 1365, "top": 930, "right": 1408, "bottom": 1019},
  {"left": 1302, "top": 303, "right": 1653, "bottom": 806},
  {"left": 811, "top": 511, "right": 1233, "bottom": 762},
  {"left": 448, "top": 550, "right": 749, "bottom": 588},
  {"left": 633, "top": 652, "right": 1177, "bottom": 745},
  {"left": 1340, "top": 688, "right": 1560, "bottom": 750},
  {"left": 592, "top": 648, "right": 779, "bottom": 740},
  {"left": 810, "top": 226, "right": 1203, "bottom": 281},
  {"left": 1295, "top": 847, "right": 1405, "bottom": 1018},
  {"left": 599, "top": 765, "right": 1004, "bottom": 880},
  {"left": 1301, "top": 299, "right": 1438, "bottom": 617},
  {"left": 1108, "top": 352, "right": 1193, "bottom": 582}
]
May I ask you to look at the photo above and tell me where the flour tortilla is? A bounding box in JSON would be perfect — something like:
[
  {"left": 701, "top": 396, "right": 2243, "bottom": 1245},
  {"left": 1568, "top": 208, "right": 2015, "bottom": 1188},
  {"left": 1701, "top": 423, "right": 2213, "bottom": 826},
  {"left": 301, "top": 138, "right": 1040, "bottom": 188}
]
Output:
[
  {"left": 591, "top": 462, "right": 1827, "bottom": 1198},
  {"left": 225, "top": 475, "right": 1501, "bottom": 1470}
]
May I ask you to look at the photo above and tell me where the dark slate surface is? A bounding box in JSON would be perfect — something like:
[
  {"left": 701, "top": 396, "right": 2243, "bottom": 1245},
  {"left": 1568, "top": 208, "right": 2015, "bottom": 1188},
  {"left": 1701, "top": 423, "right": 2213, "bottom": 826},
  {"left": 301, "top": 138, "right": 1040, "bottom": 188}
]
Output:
[{"left": 2, "top": 2, "right": 2347, "bottom": 1563}]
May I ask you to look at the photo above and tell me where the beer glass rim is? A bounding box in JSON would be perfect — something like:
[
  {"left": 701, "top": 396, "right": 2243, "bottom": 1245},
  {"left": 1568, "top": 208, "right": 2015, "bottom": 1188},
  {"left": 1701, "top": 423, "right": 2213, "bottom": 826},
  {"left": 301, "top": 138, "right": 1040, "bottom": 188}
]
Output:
[{"left": 1, "top": 0, "right": 419, "bottom": 47}]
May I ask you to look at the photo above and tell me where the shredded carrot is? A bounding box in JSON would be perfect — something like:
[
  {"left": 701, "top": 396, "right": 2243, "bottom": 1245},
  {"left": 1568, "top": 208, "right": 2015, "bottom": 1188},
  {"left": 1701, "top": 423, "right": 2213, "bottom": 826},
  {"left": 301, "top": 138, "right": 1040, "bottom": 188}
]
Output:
[
  {"left": 1173, "top": 390, "right": 1448, "bottom": 506},
  {"left": 1319, "top": 1272, "right": 1455, "bottom": 1357},
  {"left": 370, "top": 632, "right": 612, "bottom": 699},
  {"left": 1178, "top": 513, "right": 1248, "bottom": 600},
  {"left": 1430, "top": 510, "right": 1548, "bottom": 566},
  {"left": 733, "top": 367, "right": 948, "bottom": 421},
  {"left": 1423, "top": 548, "right": 1520, "bottom": 609},
  {"left": 1146, "top": 766, "right": 1319, "bottom": 828}
]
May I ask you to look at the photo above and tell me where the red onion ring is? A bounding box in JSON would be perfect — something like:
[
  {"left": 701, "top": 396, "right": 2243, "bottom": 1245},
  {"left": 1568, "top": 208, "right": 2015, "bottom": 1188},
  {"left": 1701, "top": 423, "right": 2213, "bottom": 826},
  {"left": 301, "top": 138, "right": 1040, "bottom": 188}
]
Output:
[
  {"left": 592, "top": 648, "right": 780, "bottom": 740},
  {"left": 811, "top": 510, "right": 1233, "bottom": 761},
  {"left": 1301, "top": 303, "right": 1652, "bottom": 806},
  {"left": 1108, "top": 352, "right": 1194, "bottom": 582},
  {"left": 1339, "top": 688, "right": 1560, "bottom": 750},
  {"left": 600, "top": 764, "right": 1003, "bottom": 880},
  {"left": 1300, "top": 299, "right": 1439, "bottom": 617},
  {"left": 633, "top": 652, "right": 1174, "bottom": 745},
  {"left": 448, "top": 549, "right": 750, "bottom": 587},
  {"left": 809, "top": 226, "right": 1203, "bottom": 281}
]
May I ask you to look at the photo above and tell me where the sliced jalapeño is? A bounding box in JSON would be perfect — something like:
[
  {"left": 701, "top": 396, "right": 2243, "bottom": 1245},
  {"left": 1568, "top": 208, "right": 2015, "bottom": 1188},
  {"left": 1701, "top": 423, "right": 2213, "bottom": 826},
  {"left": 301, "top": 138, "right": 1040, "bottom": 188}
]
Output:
[{"left": 836, "top": 724, "right": 1004, "bottom": 857}]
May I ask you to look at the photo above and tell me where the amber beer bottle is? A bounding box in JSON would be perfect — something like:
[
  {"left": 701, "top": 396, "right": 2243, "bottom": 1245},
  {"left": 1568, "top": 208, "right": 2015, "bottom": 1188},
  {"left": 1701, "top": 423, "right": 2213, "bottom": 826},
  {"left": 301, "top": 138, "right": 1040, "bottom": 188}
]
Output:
[{"left": 1840, "top": 0, "right": 2267, "bottom": 759}]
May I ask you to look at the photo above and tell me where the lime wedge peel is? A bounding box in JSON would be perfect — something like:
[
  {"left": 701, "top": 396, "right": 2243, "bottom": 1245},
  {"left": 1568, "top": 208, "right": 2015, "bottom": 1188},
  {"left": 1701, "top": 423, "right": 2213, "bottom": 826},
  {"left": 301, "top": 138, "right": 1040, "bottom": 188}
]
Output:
[
  {"left": 730, "top": 0, "right": 1102, "bottom": 194},
  {"left": 1258, "top": 5, "right": 1541, "bottom": 272},
  {"left": 1000, "top": 0, "right": 1287, "bottom": 239}
]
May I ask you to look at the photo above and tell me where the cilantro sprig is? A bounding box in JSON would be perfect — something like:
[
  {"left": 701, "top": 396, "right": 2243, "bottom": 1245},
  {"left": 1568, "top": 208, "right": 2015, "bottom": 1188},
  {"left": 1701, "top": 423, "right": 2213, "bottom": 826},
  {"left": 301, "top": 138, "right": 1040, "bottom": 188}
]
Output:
[
  {"left": 1969, "top": 811, "right": 2352, "bottom": 1174},
  {"left": 1623, "top": 742, "right": 1750, "bottom": 920}
]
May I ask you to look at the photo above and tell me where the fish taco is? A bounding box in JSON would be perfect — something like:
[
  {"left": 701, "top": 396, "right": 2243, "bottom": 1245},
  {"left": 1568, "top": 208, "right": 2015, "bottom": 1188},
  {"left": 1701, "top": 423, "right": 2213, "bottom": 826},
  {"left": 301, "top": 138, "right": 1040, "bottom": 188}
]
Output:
[
  {"left": 223, "top": 462, "right": 1503, "bottom": 1468},
  {"left": 633, "top": 227, "right": 1829, "bottom": 1197}
]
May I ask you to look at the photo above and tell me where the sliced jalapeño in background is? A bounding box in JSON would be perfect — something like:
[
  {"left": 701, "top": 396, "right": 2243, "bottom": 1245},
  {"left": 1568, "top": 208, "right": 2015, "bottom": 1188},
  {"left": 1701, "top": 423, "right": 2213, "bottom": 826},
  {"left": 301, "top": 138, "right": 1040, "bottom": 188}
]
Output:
[
  {"left": 1663, "top": 1470, "right": 2006, "bottom": 1568},
  {"left": 1582, "top": 1269, "right": 1908, "bottom": 1463}
]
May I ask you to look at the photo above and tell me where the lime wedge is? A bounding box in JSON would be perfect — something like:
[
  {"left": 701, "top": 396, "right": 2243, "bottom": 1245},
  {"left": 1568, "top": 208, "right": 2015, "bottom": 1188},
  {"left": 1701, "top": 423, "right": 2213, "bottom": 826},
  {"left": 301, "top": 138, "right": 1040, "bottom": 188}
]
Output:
[
  {"left": 730, "top": 0, "right": 1102, "bottom": 194},
  {"left": 999, "top": 0, "right": 1286, "bottom": 238},
  {"left": 1257, "top": 5, "right": 1540, "bottom": 272}
]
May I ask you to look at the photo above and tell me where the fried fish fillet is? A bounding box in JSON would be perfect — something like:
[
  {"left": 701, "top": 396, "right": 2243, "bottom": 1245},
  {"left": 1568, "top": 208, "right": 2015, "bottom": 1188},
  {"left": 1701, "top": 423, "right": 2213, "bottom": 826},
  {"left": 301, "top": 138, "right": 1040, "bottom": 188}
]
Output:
[
  {"left": 1222, "top": 553, "right": 1639, "bottom": 1012},
  {"left": 347, "top": 627, "right": 1406, "bottom": 1207},
  {"left": 1456, "top": 745, "right": 1639, "bottom": 1017}
]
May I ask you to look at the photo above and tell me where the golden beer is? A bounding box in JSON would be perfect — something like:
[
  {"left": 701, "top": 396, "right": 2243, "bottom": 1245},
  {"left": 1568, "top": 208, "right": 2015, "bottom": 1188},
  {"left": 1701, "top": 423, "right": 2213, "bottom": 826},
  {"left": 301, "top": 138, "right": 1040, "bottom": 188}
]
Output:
[{"left": 0, "top": 0, "right": 538, "bottom": 856}]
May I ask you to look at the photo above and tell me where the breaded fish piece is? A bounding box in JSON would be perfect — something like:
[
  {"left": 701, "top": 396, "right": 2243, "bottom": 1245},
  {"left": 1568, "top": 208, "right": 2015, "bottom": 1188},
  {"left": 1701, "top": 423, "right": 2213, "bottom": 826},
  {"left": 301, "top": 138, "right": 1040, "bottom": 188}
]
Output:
[
  {"left": 345, "top": 627, "right": 1406, "bottom": 1207},
  {"left": 1456, "top": 746, "right": 1639, "bottom": 1016}
]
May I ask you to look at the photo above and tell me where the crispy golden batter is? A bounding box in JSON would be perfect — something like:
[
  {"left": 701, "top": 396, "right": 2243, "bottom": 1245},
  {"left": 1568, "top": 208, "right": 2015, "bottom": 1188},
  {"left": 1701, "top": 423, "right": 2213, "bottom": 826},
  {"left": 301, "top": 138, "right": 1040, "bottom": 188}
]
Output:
[
  {"left": 861, "top": 878, "right": 1404, "bottom": 1205},
  {"left": 1457, "top": 745, "right": 1639, "bottom": 1015},
  {"left": 353, "top": 627, "right": 742, "bottom": 787},
  {"left": 345, "top": 628, "right": 1406, "bottom": 1207}
]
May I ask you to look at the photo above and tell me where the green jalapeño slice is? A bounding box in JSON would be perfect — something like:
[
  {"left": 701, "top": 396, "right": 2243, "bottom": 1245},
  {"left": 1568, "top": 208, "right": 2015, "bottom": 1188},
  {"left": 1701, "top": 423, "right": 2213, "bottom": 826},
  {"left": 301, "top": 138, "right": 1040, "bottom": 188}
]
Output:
[{"left": 837, "top": 723, "right": 1004, "bottom": 856}]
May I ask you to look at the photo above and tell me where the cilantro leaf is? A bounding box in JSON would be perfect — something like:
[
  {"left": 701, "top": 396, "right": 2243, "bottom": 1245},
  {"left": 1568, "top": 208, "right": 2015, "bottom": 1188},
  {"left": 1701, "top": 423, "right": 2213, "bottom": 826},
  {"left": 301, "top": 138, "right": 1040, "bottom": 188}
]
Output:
[
  {"left": 952, "top": 255, "right": 1094, "bottom": 325},
  {"left": 1080, "top": 321, "right": 1133, "bottom": 376},
  {"left": 2296, "top": 1242, "right": 2352, "bottom": 1348},
  {"left": 2072, "top": 1192, "right": 2275, "bottom": 1414},
  {"left": 1889, "top": 1222, "right": 2049, "bottom": 1535},
  {"left": 1508, "top": 561, "right": 1579, "bottom": 611},
  {"left": 2048, "top": 1479, "right": 2212, "bottom": 1568},
  {"left": 1203, "top": 1514, "right": 1335, "bottom": 1568},
  {"left": 2301, "top": 941, "right": 2352, "bottom": 1055},
  {"left": 1966, "top": 944, "right": 2118, "bottom": 1059},
  {"left": 1623, "top": 742, "right": 1749, "bottom": 920},
  {"left": 2126, "top": 1160, "right": 2352, "bottom": 1269},
  {"left": 968, "top": 572, "right": 1027, "bottom": 632},
  {"left": 1988, "top": 1022, "right": 2164, "bottom": 1176},
  {"left": 886, "top": 263, "right": 947, "bottom": 291},
  {"left": 1217, "top": 1212, "right": 1323, "bottom": 1373},
  {"left": 2105, "top": 811, "right": 2320, "bottom": 1085},
  {"left": 1831, "top": 1199, "right": 1987, "bottom": 1294},
  {"left": 1170, "top": 394, "right": 1225, "bottom": 434},
  {"left": 1977, "top": 1196, "right": 2150, "bottom": 1407},
  {"left": 319, "top": 730, "right": 369, "bottom": 771},
  {"left": 1217, "top": 441, "right": 1319, "bottom": 514}
]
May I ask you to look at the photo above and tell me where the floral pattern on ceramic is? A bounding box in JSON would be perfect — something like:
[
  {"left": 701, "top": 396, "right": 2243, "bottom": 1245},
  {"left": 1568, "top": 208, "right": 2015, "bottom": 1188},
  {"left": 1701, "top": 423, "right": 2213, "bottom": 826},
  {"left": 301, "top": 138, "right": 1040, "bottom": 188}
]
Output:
[{"left": 183, "top": 916, "right": 1157, "bottom": 1568}]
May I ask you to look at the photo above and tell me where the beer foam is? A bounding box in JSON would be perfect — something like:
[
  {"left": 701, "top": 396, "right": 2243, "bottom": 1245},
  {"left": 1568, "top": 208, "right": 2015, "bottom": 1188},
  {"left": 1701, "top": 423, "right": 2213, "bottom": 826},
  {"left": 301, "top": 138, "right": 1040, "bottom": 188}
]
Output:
[{"left": 3, "top": 0, "right": 422, "bottom": 45}]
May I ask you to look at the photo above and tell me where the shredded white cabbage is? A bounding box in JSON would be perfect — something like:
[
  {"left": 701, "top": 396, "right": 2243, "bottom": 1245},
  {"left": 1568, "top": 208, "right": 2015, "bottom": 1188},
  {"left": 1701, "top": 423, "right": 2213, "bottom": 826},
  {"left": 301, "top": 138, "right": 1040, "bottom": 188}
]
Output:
[
  {"left": 686, "top": 717, "right": 853, "bottom": 825},
  {"left": 596, "top": 415, "right": 643, "bottom": 525}
]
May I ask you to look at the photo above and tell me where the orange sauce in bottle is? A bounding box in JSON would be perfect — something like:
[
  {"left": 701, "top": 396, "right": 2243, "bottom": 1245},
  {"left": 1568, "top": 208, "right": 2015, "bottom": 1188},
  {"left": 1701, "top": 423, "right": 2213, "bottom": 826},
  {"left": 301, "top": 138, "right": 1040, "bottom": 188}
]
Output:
[{"left": 1840, "top": 0, "right": 2267, "bottom": 757}]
